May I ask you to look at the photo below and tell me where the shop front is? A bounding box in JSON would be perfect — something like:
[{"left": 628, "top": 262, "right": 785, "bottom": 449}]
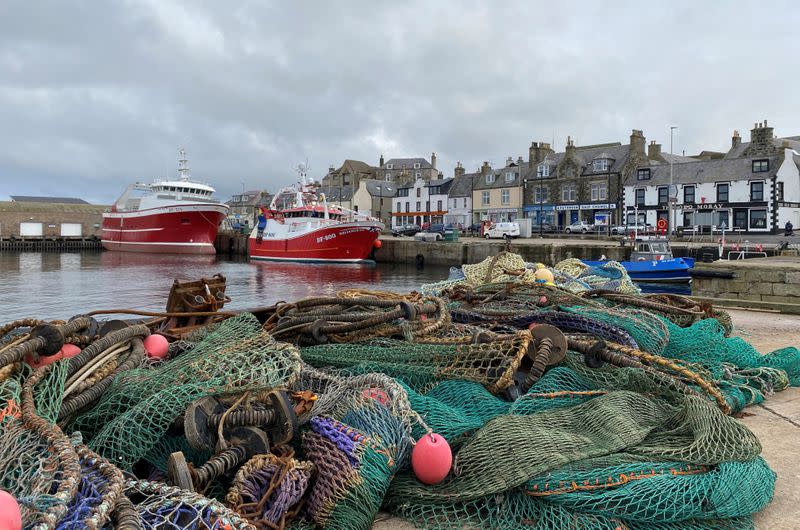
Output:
[
  {"left": 556, "top": 203, "right": 617, "bottom": 228},
  {"left": 480, "top": 207, "right": 520, "bottom": 223},
  {"left": 523, "top": 204, "right": 555, "bottom": 226}
]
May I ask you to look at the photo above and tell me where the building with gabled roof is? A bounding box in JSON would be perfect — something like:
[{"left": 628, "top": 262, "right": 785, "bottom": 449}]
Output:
[
  {"left": 623, "top": 120, "right": 800, "bottom": 234},
  {"left": 377, "top": 153, "right": 439, "bottom": 184},
  {"left": 352, "top": 179, "right": 398, "bottom": 228}
]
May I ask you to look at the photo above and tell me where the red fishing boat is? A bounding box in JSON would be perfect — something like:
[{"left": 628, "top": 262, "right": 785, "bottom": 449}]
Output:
[
  {"left": 102, "top": 148, "right": 228, "bottom": 254},
  {"left": 248, "top": 164, "right": 383, "bottom": 262}
]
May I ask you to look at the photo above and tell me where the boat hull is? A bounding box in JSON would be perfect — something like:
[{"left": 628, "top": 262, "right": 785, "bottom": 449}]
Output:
[
  {"left": 583, "top": 257, "right": 694, "bottom": 283},
  {"left": 249, "top": 222, "right": 382, "bottom": 263},
  {"left": 101, "top": 204, "right": 228, "bottom": 255}
]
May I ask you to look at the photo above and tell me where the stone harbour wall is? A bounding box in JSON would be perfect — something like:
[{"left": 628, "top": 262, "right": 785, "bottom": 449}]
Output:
[{"left": 692, "top": 257, "right": 800, "bottom": 308}]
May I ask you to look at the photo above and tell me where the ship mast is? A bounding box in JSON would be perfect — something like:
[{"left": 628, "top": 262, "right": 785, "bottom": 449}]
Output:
[{"left": 178, "top": 147, "right": 190, "bottom": 182}]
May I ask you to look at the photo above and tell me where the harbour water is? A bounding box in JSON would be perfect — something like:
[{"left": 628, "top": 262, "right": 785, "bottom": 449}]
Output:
[
  {"left": 0, "top": 252, "right": 450, "bottom": 322},
  {"left": 0, "top": 251, "right": 690, "bottom": 322}
]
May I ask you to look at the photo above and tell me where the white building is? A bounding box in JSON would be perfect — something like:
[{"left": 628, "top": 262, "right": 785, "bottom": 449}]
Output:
[
  {"left": 622, "top": 122, "right": 800, "bottom": 234},
  {"left": 391, "top": 177, "right": 454, "bottom": 228},
  {"left": 444, "top": 167, "right": 477, "bottom": 227}
]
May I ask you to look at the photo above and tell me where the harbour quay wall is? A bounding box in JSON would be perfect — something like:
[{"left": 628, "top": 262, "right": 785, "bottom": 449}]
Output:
[
  {"left": 215, "top": 231, "right": 249, "bottom": 255},
  {"left": 374, "top": 237, "right": 628, "bottom": 267},
  {"left": 691, "top": 257, "right": 800, "bottom": 314}
]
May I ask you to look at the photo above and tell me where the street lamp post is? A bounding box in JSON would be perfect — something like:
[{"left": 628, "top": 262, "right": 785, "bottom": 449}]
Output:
[
  {"left": 669, "top": 126, "right": 678, "bottom": 235},
  {"left": 538, "top": 169, "right": 544, "bottom": 238}
]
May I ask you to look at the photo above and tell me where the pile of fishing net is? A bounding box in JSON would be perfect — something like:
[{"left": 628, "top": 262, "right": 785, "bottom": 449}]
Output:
[{"left": 1, "top": 252, "right": 799, "bottom": 530}]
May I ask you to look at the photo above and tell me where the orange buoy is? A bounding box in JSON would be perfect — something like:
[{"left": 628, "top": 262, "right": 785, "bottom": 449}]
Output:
[
  {"left": 25, "top": 343, "right": 82, "bottom": 369},
  {"left": 143, "top": 334, "right": 170, "bottom": 360},
  {"left": 373, "top": 239, "right": 383, "bottom": 249},
  {"left": 534, "top": 268, "right": 554, "bottom": 283},
  {"left": 411, "top": 433, "right": 452, "bottom": 485},
  {"left": 0, "top": 490, "right": 21, "bottom": 530}
]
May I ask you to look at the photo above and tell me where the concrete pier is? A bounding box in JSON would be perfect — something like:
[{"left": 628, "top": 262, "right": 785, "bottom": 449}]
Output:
[
  {"left": 692, "top": 256, "right": 800, "bottom": 314},
  {"left": 0, "top": 237, "right": 102, "bottom": 252}
]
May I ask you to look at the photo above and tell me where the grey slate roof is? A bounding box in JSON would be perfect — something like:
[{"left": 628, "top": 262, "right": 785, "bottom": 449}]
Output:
[
  {"left": 428, "top": 178, "right": 454, "bottom": 194},
  {"left": 319, "top": 185, "right": 353, "bottom": 201},
  {"left": 473, "top": 165, "right": 523, "bottom": 190},
  {"left": 625, "top": 155, "right": 780, "bottom": 186},
  {"left": 361, "top": 179, "right": 397, "bottom": 197},
  {"left": 725, "top": 137, "right": 800, "bottom": 158},
  {"left": 10, "top": 196, "right": 89, "bottom": 204},
  {"left": 381, "top": 157, "right": 433, "bottom": 170},
  {"left": 447, "top": 173, "right": 480, "bottom": 197},
  {"left": 529, "top": 143, "right": 634, "bottom": 177}
]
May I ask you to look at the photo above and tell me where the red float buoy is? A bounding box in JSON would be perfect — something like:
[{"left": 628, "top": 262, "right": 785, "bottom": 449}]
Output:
[
  {"left": 373, "top": 239, "right": 383, "bottom": 249},
  {"left": 143, "top": 334, "right": 170, "bottom": 360},
  {"left": 0, "top": 490, "right": 21, "bottom": 530},
  {"left": 25, "top": 343, "right": 82, "bottom": 369},
  {"left": 60, "top": 343, "right": 81, "bottom": 359},
  {"left": 411, "top": 433, "right": 452, "bottom": 485}
]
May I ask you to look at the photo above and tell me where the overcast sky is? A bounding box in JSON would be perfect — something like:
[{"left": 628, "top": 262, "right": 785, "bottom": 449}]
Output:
[{"left": 0, "top": 1, "right": 798, "bottom": 203}]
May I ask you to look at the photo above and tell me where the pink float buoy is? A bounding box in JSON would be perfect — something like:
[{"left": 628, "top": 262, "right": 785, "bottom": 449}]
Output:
[
  {"left": 143, "top": 334, "right": 170, "bottom": 360},
  {"left": 411, "top": 433, "right": 452, "bottom": 485},
  {"left": 60, "top": 343, "right": 81, "bottom": 359},
  {"left": 25, "top": 343, "right": 82, "bottom": 369},
  {"left": 0, "top": 490, "right": 22, "bottom": 530}
]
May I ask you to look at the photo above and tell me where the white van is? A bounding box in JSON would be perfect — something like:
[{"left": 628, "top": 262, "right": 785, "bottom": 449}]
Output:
[{"left": 484, "top": 222, "right": 521, "bottom": 239}]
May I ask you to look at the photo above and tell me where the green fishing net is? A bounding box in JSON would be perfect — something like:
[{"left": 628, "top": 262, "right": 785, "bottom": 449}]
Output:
[{"left": 69, "top": 313, "right": 302, "bottom": 468}]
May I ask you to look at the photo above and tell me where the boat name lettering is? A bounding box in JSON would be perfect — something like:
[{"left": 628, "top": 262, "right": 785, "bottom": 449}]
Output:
[{"left": 316, "top": 233, "right": 337, "bottom": 243}]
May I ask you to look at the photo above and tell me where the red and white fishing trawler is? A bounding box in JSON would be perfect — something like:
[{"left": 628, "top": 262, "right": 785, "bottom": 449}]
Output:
[
  {"left": 248, "top": 164, "right": 384, "bottom": 262},
  {"left": 102, "top": 148, "right": 228, "bottom": 254}
]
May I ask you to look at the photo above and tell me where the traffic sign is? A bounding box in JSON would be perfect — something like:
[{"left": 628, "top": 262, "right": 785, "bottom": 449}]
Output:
[
  {"left": 656, "top": 218, "right": 668, "bottom": 231},
  {"left": 668, "top": 185, "right": 678, "bottom": 198}
]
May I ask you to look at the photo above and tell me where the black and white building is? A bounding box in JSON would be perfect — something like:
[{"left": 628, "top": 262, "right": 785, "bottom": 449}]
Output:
[{"left": 623, "top": 121, "right": 800, "bottom": 234}]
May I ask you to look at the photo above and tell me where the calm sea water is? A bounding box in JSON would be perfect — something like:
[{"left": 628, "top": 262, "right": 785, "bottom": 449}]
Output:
[
  {"left": 0, "top": 252, "right": 451, "bottom": 322},
  {"left": 0, "top": 251, "right": 689, "bottom": 322}
]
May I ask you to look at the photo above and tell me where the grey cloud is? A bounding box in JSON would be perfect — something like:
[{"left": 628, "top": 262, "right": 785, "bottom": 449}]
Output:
[{"left": 0, "top": 0, "right": 797, "bottom": 203}]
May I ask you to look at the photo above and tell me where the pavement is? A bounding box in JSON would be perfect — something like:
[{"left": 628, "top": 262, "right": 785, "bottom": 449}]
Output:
[{"left": 370, "top": 308, "right": 800, "bottom": 530}]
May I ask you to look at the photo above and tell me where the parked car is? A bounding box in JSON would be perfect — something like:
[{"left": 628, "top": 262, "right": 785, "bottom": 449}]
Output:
[
  {"left": 532, "top": 222, "right": 557, "bottom": 233},
  {"left": 484, "top": 222, "right": 521, "bottom": 239},
  {"left": 611, "top": 223, "right": 653, "bottom": 235},
  {"left": 564, "top": 221, "right": 595, "bottom": 234},
  {"left": 391, "top": 224, "right": 421, "bottom": 237},
  {"left": 427, "top": 223, "right": 446, "bottom": 235},
  {"left": 467, "top": 223, "right": 482, "bottom": 236}
]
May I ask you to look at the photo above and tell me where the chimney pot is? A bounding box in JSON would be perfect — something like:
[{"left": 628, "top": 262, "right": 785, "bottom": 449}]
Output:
[{"left": 764, "top": 119, "right": 768, "bottom": 127}]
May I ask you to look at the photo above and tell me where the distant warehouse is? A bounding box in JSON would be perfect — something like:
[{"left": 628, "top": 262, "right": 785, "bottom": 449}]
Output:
[{"left": 0, "top": 196, "right": 109, "bottom": 239}]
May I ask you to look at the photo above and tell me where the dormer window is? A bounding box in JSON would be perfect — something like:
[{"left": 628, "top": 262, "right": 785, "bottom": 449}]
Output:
[
  {"left": 637, "top": 168, "right": 651, "bottom": 180},
  {"left": 537, "top": 164, "right": 549, "bottom": 178},
  {"left": 386, "top": 164, "right": 393, "bottom": 169},
  {"left": 486, "top": 174, "right": 496, "bottom": 184},
  {"left": 504, "top": 171, "right": 515, "bottom": 183},
  {"left": 752, "top": 159, "right": 769, "bottom": 173},
  {"left": 414, "top": 163, "right": 421, "bottom": 169},
  {"left": 593, "top": 159, "right": 608, "bottom": 172}
]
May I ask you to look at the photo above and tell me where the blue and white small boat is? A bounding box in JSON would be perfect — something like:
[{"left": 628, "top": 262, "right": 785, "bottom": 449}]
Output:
[{"left": 584, "top": 237, "right": 694, "bottom": 283}]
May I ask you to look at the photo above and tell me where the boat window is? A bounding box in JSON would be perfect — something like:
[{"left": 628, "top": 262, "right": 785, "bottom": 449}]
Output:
[
  {"left": 651, "top": 243, "right": 669, "bottom": 253},
  {"left": 638, "top": 244, "right": 650, "bottom": 252}
]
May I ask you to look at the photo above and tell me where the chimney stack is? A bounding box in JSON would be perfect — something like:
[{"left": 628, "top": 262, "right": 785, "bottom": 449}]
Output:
[
  {"left": 480, "top": 161, "right": 491, "bottom": 175},
  {"left": 517, "top": 156, "right": 524, "bottom": 165},
  {"left": 431, "top": 152, "right": 437, "bottom": 169},
  {"left": 731, "top": 130, "right": 741, "bottom": 150},
  {"left": 746, "top": 119, "right": 776, "bottom": 156},
  {"left": 454, "top": 161, "right": 465, "bottom": 177},
  {"left": 506, "top": 156, "right": 513, "bottom": 166},
  {"left": 647, "top": 140, "right": 662, "bottom": 160},
  {"left": 630, "top": 129, "right": 646, "bottom": 155}
]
